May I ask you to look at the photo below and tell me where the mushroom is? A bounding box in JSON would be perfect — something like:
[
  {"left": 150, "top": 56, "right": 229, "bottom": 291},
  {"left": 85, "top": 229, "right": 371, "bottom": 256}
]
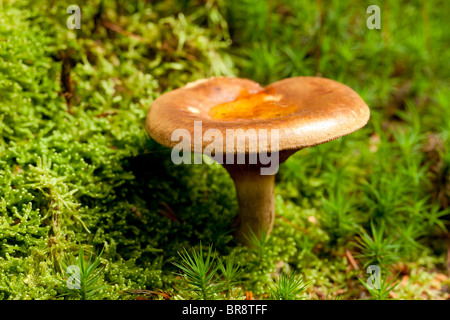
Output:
[{"left": 146, "top": 77, "right": 370, "bottom": 246}]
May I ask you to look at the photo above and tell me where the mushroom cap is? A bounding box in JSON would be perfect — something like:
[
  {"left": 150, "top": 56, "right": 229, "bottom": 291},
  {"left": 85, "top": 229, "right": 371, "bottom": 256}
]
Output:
[{"left": 146, "top": 76, "right": 370, "bottom": 154}]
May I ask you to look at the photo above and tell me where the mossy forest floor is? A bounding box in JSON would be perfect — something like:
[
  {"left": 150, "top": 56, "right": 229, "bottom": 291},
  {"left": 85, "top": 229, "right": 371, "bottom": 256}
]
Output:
[{"left": 0, "top": 0, "right": 449, "bottom": 300}]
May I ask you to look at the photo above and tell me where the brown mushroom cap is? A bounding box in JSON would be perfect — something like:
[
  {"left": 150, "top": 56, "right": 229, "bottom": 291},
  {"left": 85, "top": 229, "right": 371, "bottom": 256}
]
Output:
[{"left": 146, "top": 76, "right": 370, "bottom": 154}]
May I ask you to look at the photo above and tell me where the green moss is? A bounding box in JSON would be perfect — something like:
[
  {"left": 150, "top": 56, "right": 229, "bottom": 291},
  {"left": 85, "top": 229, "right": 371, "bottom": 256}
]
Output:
[{"left": 0, "top": 0, "right": 448, "bottom": 300}]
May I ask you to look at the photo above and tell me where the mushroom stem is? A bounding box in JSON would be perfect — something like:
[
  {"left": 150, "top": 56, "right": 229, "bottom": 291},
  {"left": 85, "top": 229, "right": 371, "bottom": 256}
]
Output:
[{"left": 225, "top": 168, "right": 275, "bottom": 246}]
